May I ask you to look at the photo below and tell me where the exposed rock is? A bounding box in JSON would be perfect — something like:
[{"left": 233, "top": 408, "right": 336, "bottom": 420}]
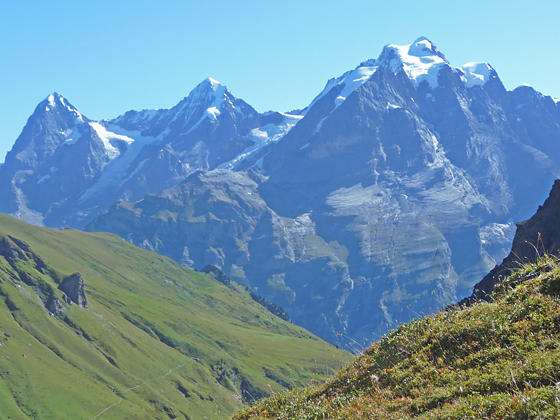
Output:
[
  {"left": 467, "top": 179, "right": 560, "bottom": 302},
  {"left": 0, "top": 83, "right": 300, "bottom": 228},
  {"left": 46, "top": 294, "right": 64, "bottom": 316},
  {"left": 58, "top": 273, "right": 87, "bottom": 308},
  {"left": 201, "top": 264, "right": 232, "bottom": 286},
  {"left": 0, "top": 235, "right": 49, "bottom": 284},
  {"left": 201, "top": 264, "right": 290, "bottom": 320}
]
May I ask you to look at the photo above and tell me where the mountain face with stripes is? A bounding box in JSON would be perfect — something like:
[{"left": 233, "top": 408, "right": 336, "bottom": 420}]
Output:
[{"left": 4, "top": 37, "right": 560, "bottom": 349}]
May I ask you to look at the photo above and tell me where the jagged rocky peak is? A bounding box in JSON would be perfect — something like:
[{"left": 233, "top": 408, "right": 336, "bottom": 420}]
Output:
[
  {"left": 42, "top": 92, "right": 84, "bottom": 118},
  {"left": 58, "top": 273, "right": 88, "bottom": 308},
  {"left": 2, "top": 91, "right": 90, "bottom": 171},
  {"left": 175, "top": 77, "right": 230, "bottom": 114},
  {"left": 171, "top": 76, "right": 257, "bottom": 123},
  {"left": 192, "top": 76, "right": 227, "bottom": 95},
  {"left": 308, "top": 36, "right": 499, "bottom": 113}
]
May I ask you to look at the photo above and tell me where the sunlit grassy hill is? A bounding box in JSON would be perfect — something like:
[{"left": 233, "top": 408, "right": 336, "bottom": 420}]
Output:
[
  {"left": 236, "top": 256, "right": 560, "bottom": 419},
  {"left": 0, "top": 213, "right": 350, "bottom": 419}
]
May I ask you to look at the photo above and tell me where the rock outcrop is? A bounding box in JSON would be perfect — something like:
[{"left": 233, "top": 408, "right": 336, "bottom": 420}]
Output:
[
  {"left": 201, "top": 264, "right": 232, "bottom": 286},
  {"left": 58, "top": 273, "right": 87, "bottom": 308},
  {"left": 468, "top": 179, "right": 560, "bottom": 301}
]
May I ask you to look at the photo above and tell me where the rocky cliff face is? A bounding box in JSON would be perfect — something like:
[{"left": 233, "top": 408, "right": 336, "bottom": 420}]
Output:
[
  {"left": 469, "top": 179, "right": 560, "bottom": 301},
  {"left": 0, "top": 234, "right": 68, "bottom": 315},
  {"left": 59, "top": 273, "right": 88, "bottom": 308},
  {"left": 0, "top": 81, "right": 300, "bottom": 228},
  {"left": 89, "top": 38, "right": 560, "bottom": 349}
]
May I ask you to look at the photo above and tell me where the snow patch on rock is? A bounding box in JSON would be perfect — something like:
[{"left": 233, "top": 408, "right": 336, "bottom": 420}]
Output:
[
  {"left": 218, "top": 112, "right": 303, "bottom": 170},
  {"left": 378, "top": 37, "right": 448, "bottom": 88},
  {"left": 89, "top": 122, "right": 135, "bottom": 159},
  {"left": 460, "top": 62, "right": 495, "bottom": 88}
]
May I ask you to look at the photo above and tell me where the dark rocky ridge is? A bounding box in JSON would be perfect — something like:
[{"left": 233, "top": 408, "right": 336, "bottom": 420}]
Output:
[
  {"left": 0, "top": 234, "right": 86, "bottom": 315},
  {"left": 201, "top": 264, "right": 233, "bottom": 286},
  {"left": 468, "top": 179, "right": 560, "bottom": 302},
  {"left": 204, "top": 264, "right": 291, "bottom": 321},
  {"left": 0, "top": 234, "right": 52, "bottom": 285}
]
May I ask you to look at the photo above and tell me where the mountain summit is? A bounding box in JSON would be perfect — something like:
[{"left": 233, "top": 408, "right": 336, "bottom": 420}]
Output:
[
  {"left": 2, "top": 38, "right": 560, "bottom": 349},
  {"left": 307, "top": 37, "right": 499, "bottom": 116},
  {"left": 0, "top": 80, "right": 300, "bottom": 227},
  {"left": 91, "top": 38, "right": 560, "bottom": 349}
]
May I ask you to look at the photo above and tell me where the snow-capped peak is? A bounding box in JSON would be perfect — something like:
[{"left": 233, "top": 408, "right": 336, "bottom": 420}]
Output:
[
  {"left": 190, "top": 77, "right": 228, "bottom": 98},
  {"left": 176, "top": 77, "right": 230, "bottom": 114},
  {"left": 47, "top": 92, "right": 57, "bottom": 107},
  {"left": 377, "top": 36, "right": 449, "bottom": 88},
  {"left": 460, "top": 62, "right": 496, "bottom": 88},
  {"left": 206, "top": 77, "right": 223, "bottom": 89},
  {"left": 306, "top": 37, "right": 502, "bottom": 117},
  {"left": 408, "top": 36, "right": 445, "bottom": 59},
  {"left": 306, "top": 64, "right": 377, "bottom": 114},
  {"left": 306, "top": 37, "right": 447, "bottom": 113},
  {"left": 43, "top": 92, "right": 84, "bottom": 121}
]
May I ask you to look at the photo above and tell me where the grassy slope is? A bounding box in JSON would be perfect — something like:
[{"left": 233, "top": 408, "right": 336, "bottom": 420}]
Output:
[
  {"left": 236, "top": 256, "right": 560, "bottom": 419},
  {"left": 0, "top": 213, "right": 350, "bottom": 419}
]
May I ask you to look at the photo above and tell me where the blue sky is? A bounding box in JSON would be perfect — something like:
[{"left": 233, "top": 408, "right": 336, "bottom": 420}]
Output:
[{"left": 1, "top": 0, "right": 559, "bottom": 161}]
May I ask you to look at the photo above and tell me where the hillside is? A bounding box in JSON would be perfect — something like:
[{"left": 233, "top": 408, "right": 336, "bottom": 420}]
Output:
[
  {"left": 235, "top": 256, "right": 560, "bottom": 419},
  {"left": 0, "top": 213, "right": 350, "bottom": 419}
]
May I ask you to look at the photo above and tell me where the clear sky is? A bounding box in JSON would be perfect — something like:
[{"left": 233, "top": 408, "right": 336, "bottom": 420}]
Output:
[{"left": 1, "top": 0, "right": 559, "bottom": 162}]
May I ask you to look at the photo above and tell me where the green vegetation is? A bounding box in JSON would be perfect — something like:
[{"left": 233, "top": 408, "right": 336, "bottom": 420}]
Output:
[
  {"left": 236, "top": 255, "right": 560, "bottom": 419},
  {"left": 0, "top": 213, "right": 350, "bottom": 419}
]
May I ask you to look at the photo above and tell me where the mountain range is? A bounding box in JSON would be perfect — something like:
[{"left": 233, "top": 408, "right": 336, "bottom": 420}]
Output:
[
  {"left": 0, "top": 79, "right": 301, "bottom": 227},
  {"left": 2, "top": 37, "right": 560, "bottom": 349}
]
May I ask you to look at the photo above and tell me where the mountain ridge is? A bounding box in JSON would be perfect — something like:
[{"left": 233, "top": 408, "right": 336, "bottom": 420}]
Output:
[
  {"left": 2, "top": 37, "right": 560, "bottom": 350},
  {"left": 467, "top": 178, "right": 560, "bottom": 302},
  {"left": 89, "top": 37, "right": 560, "bottom": 350},
  {"left": 0, "top": 79, "right": 301, "bottom": 228}
]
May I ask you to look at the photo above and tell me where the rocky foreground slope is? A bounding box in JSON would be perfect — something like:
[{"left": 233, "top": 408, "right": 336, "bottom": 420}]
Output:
[
  {"left": 470, "top": 179, "right": 560, "bottom": 301},
  {"left": 0, "top": 213, "right": 349, "bottom": 419},
  {"left": 235, "top": 180, "right": 560, "bottom": 418},
  {"left": 235, "top": 255, "right": 560, "bottom": 419}
]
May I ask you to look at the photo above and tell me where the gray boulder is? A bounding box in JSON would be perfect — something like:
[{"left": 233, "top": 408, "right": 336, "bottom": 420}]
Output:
[{"left": 58, "top": 273, "right": 87, "bottom": 308}]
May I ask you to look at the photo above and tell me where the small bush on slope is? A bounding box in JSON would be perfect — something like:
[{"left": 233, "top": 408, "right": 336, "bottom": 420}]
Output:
[{"left": 235, "top": 255, "right": 560, "bottom": 419}]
